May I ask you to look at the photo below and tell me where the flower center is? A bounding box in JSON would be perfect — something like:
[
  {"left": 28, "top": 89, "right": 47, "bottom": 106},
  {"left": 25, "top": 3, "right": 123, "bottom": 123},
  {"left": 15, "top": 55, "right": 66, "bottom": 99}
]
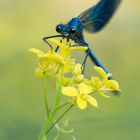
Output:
[{"left": 80, "top": 93, "right": 87, "bottom": 100}]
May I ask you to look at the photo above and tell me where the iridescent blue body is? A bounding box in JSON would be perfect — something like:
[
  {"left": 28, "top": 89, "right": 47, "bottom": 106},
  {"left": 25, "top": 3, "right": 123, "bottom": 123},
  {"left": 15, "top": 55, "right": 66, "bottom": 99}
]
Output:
[{"left": 43, "top": 0, "right": 121, "bottom": 77}]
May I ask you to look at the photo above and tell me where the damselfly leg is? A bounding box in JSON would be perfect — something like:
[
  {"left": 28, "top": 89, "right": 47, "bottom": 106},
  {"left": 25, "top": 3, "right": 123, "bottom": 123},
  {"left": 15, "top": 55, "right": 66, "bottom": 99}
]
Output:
[{"left": 43, "top": 35, "right": 63, "bottom": 50}]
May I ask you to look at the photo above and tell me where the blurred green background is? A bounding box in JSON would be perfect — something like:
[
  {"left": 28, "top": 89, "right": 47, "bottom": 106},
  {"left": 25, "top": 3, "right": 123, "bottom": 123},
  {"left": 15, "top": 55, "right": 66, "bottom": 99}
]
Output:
[{"left": 0, "top": 0, "right": 140, "bottom": 140}]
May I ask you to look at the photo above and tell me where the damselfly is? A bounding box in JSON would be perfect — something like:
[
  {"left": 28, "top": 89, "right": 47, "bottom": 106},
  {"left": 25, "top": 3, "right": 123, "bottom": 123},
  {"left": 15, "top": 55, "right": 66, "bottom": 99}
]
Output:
[{"left": 43, "top": 0, "right": 121, "bottom": 79}]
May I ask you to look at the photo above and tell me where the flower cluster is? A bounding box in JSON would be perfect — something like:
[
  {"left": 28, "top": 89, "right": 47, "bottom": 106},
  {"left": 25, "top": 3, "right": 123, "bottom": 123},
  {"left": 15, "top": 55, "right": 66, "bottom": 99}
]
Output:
[{"left": 29, "top": 38, "right": 120, "bottom": 110}]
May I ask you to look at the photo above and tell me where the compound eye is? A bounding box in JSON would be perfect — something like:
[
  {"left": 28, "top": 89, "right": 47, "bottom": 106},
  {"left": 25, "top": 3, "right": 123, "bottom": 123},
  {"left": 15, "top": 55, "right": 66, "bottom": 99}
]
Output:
[
  {"left": 70, "top": 27, "right": 76, "bottom": 34},
  {"left": 56, "top": 24, "right": 62, "bottom": 33}
]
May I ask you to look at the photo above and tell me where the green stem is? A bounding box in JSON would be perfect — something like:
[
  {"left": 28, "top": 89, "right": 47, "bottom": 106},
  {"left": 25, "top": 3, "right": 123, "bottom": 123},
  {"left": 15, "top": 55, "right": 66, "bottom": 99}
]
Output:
[
  {"left": 47, "top": 75, "right": 61, "bottom": 124},
  {"left": 56, "top": 102, "right": 70, "bottom": 112},
  {"left": 46, "top": 104, "right": 74, "bottom": 135},
  {"left": 38, "top": 117, "right": 48, "bottom": 140},
  {"left": 39, "top": 68, "right": 63, "bottom": 140},
  {"left": 47, "top": 67, "right": 64, "bottom": 122},
  {"left": 44, "top": 74, "right": 49, "bottom": 116}
]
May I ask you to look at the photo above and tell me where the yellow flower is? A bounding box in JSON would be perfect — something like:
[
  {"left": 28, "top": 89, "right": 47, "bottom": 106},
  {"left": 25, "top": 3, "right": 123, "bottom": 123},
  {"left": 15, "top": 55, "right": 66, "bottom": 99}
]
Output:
[
  {"left": 94, "top": 66, "right": 120, "bottom": 91},
  {"left": 29, "top": 48, "right": 65, "bottom": 64},
  {"left": 72, "top": 64, "right": 81, "bottom": 76},
  {"left": 29, "top": 49, "right": 65, "bottom": 75},
  {"left": 91, "top": 77, "right": 103, "bottom": 92},
  {"left": 48, "top": 38, "right": 87, "bottom": 58},
  {"left": 90, "top": 66, "right": 121, "bottom": 98},
  {"left": 35, "top": 67, "right": 45, "bottom": 78},
  {"left": 47, "top": 38, "right": 87, "bottom": 74},
  {"left": 61, "top": 64, "right": 84, "bottom": 86},
  {"left": 46, "top": 38, "right": 76, "bottom": 74},
  {"left": 63, "top": 57, "right": 75, "bottom": 74},
  {"left": 61, "top": 76, "right": 71, "bottom": 86},
  {"left": 72, "top": 64, "right": 84, "bottom": 83},
  {"left": 62, "top": 83, "right": 98, "bottom": 110}
]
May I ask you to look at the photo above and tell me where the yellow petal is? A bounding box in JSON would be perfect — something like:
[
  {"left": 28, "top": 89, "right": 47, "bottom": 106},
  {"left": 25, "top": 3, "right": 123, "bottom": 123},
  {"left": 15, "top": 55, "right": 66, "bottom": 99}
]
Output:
[
  {"left": 78, "top": 83, "right": 92, "bottom": 94},
  {"left": 73, "top": 64, "right": 82, "bottom": 76},
  {"left": 35, "top": 67, "right": 45, "bottom": 78},
  {"left": 62, "top": 87, "right": 78, "bottom": 97},
  {"left": 50, "top": 54, "right": 65, "bottom": 64},
  {"left": 41, "top": 51, "right": 65, "bottom": 65},
  {"left": 91, "top": 76, "right": 103, "bottom": 89},
  {"left": 70, "top": 47, "right": 87, "bottom": 51},
  {"left": 74, "top": 75, "right": 84, "bottom": 83},
  {"left": 62, "top": 38, "right": 67, "bottom": 45},
  {"left": 83, "top": 78, "right": 91, "bottom": 85},
  {"left": 106, "top": 80, "right": 120, "bottom": 90},
  {"left": 29, "top": 48, "right": 45, "bottom": 57},
  {"left": 99, "top": 92, "right": 110, "bottom": 98},
  {"left": 77, "top": 96, "right": 87, "bottom": 110},
  {"left": 61, "top": 76, "right": 71, "bottom": 86},
  {"left": 63, "top": 58, "right": 75, "bottom": 73},
  {"left": 87, "top": 95, "right": 98, "bottom": 108},
  {"left": 94, "top": 66, "right": 108, "bottom": 80},
  {"left": 48, "top": 38, "right": 67, "bottom": 49}
]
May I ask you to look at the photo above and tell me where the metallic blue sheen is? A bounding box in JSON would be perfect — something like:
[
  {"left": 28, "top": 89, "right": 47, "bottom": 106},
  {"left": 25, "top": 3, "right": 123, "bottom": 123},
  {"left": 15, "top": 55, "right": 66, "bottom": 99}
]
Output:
[{"left": 55, "top": 0, "right": 121, "bottom": 77}]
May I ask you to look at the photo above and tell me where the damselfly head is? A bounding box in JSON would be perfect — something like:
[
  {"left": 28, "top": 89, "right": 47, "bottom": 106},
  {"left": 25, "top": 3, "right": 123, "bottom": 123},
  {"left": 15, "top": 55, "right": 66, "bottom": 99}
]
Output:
[
  {"left": 56, "top": 18, "right": 83, "bottom": 38},
  {"left": 56, "top": 24, "right": 69, "bottom": 36},
  {"left": 56, "top": 24, "right": 63, "bottom": 33}
]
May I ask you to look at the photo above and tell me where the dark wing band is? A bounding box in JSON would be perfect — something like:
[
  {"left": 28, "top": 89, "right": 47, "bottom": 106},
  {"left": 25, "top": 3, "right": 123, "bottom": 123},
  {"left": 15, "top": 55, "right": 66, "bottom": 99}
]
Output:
[{"left": 78, "top": 0, "right": 121, "bottom": 33}]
